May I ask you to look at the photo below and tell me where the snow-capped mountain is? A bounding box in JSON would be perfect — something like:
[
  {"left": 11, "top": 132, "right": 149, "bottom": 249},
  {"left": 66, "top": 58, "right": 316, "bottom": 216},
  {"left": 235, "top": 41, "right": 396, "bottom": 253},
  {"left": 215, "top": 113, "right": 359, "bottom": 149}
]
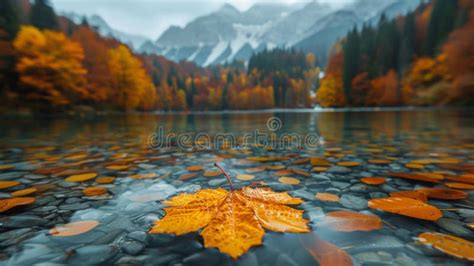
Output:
[
  {"left": 148, "top": 0, "right": 423, "bottom": 66},
  {"left": 61, "top": 12, "right": 151, "bottom": 50}
]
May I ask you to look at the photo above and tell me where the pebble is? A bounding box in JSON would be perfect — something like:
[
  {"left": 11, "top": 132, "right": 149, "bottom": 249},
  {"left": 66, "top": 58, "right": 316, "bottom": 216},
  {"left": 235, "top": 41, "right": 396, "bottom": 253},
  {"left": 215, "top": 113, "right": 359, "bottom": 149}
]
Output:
[
  {"left": 0, "top": 215, "right": 48, "bottom": 228},
  {"left": 122, "top": 240, "right": 145, "bottom": 255},
  {"left": 59, "top": 203, "right": 90, "bottom": 211},
  {"left": 339, "top": 194, "right": 368, "bottom": 210},
  {"left": 208, "top": 178, "right": 227, "bottom": 187},
  {"left": 328, "top": 166, "right": 352, "bottom": 174},
  {"left": 436, "top": 218, "right": 472, "bottom": 236},
  {"left": 68, "top": 245, "right": 118, "bottom": 265},
  {"left": 127, "top": 231, "right": 149, "bottom": 244}
]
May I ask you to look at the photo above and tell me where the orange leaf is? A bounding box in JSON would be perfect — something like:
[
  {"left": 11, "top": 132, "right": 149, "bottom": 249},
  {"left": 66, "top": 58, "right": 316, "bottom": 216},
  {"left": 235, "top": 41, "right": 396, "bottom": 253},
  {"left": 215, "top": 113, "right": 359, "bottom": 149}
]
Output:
[
  {"left": 315, "top": 192, "right": 339, "bottom": 202},
  {"left": 368, "top": 197, "right": 442, "bottom": 221},
  {"left": 418, "top": 232, "right": 474, "bottom": 262},
  {"left": 179, "top": 173, "right": 198, "bottom": 180},
  {"left": 291, "top": 168, "right": 310, "bottom": 177},
  {"left": 444, "top": 182, "right": 474, "bottom": 190},
  {"left": 388, "top": 172, "right": 441, "bottom": 183},
  {"left": 95, "top": 177, "right": 115, "bottom": 184},
  {"left": 318, "top": 211, "right": 382, "bottom": 232},
  {"left": 65, "top": 173, "right": 97, "bottom": 182},
  {"left": 337, "top": 161, "right": 360, "bottom": 167},
  {"left": 360, "top": 177, "right": 385, "bottom": 185},
  {"left": 0, "top": 181, "right": 20, "bottom": 189},
  {"left": 187, "top": 165, "right": 204, "bottom": 171},
  {"left": 300, "top": 234, "right": 353, "bottom": 266},
  {"left": 0, "top": 165, "right": 14, "bottom": 171},
  {"left": 245, "top": 166, "right": 266, "bottom": 173},
  {"left": 265, "top": 165, "right": 286, "bottom": 170},
  {"left": 405, "top": 163, "right": 424, "bottom": 169},
  {"left": 49, "top": 220, "right": 99, "bottom": 237},
  {"left": 150, "top": 187, "right": 309, "bottom": 259},
  {"left": 203, "top": 171, "right": 222, "bottom": 177},
  {"left": 368, "top": 159, "right": 391, "bottom": 164},
  {"left": 236, "top": 174, "right": 255, "bottom": 181},
  {"left": 11, "top": 188, "right": 37, "bottom": 197},
  {"left": 274, "top": 169, "right": 293, "bottom": 176},
  {"left": 312, "top": 167, "right": 328, "bottom": 172},
  {"left": 389, "top": 191, "right": 427, "bottom": 202},
  {"left": 445, "top": 174, "right": 474, "bottom": 184},
  {"left": 293, "top": 158, "right": 310, "bottom": 165},
  {"left": 310, "top": 157, "right": 331, "bottom": 167},
  {"left": 0, "top": 197, "right": 36, "bottom": 212},
  {"left": 417, "top": 188, "right": 467, "bottom": 200},
  {"left": 105, "top": 165, "right": 129, "bottom": 170},
  {"left": 83, "top": 187, "right": 107, "bottom": 196}
]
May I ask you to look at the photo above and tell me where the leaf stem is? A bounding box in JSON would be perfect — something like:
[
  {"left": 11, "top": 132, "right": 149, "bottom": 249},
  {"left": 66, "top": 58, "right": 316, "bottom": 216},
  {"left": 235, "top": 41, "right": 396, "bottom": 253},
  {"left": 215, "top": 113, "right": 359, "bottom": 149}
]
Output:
[{"left": 215, "top": 162, "right": 234, "bottom": 192}]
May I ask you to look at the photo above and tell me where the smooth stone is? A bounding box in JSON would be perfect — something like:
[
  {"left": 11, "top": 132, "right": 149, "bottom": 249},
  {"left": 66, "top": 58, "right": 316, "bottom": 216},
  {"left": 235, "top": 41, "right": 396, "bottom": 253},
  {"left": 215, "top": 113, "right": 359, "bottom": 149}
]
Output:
[
  {"left": 370, "top": 192, "right": 388, "bottom": 199},
  {"left": 275, "top": 254, "right": 298, "bottom": 266},
  {"left": 65, "top": 198, "right": 82, "bottom": 204},
  {"left": 311, "top": 174, "right": 330, "bottom": 181},
  {"left": 56, "top": 181, "right": 78, "bottom": 188},
  {"left": 168, "top": 239, "right": 203, "bottom": 255},
  {"left": 328, "top": 166, "right": 351, "bottom": 174},
  {"left": 208, "top": 178, "right": 227, "bottom": 187},
  {"left": 0, "top": 171, "right": 26, "bottom": 180},
  {"left": 170, "top": 180, "right": 184, "bottom": 187},
  {"left": 0, "top": 192, "right": 12, "bottom": 199},
  {"left": 291, "top": 189, "right": 314, "bottom": 201},
  {"left": 339, "top": 194, "right": 368, "bottom": 210},
  {"left": 436, "top": 218, "right": 472, "bottom": 236},
  {"left": 7, "top": 243, "right": 59, "bottom": 265},
  {"left": 0, "top": 215, "right": 48, "bottom": 228},
  {"left": 0, "top": 228, "right": 32, "bottom": 241},
  {"left": 182, "top": 249, "right": 221, "bottom": 265},
  {"left": 354, "top": 252, "right": 382, "bottom": 264},
  {"left": 331, "top": 181, "right": 351, "bottom": 190},
  {"left": 457, "top": 208, "right": 474, "bottom": 218},
  {"left": 269, "top": 183, "right": 293, "bottom": 191},
  {"left": 127, "top": 231, "right": 148, "bottom": 243},
  {"left": 236, "top": 252, "right": 259, "bottom": 266},
  {"left": 93, "top": 229, "right": 125, "bottom": 245},
  {"left": 35, "top": 196, "right": 56, "bottom": 206},
  {"left": 350, "top": 184, "right": 379, "bottom": 193},
  {"left": 32, "top": 206, "right": 57, "bottom": 212},
  {"left": 115, "top": 256, "right": 146, "bottom": 266},
  {"left": 394, "top": 252, "right": 418, "bottom": 266},
  {"left": 138, "top": 163, "right": 156, "bottom": 169},
  {"left": 122, "top": 240, "right": 145, "bottom": 255},
  {"left": 59, "top": 203, "right": 90, "bottom": 211},
  {"left": 148, "top": 234, "right": 175, "bottom": 247},
  {"left": 381, "top": 184, "right": 398, "bottom": 193},
  {"left": 350, "top": 235, "right": 404, "bottom": 252},
  {"left": 325, "top": 188, "right": 340, "bottom": 194},
  {"left": 68, "top": 245, "right": 118, "bottom": 265}
]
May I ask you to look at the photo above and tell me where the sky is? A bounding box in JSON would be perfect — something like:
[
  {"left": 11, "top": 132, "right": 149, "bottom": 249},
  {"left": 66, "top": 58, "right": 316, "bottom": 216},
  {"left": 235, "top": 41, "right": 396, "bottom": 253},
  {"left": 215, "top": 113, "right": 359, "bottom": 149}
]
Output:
[{"left": 50, "top": 0, "right": 353, "bottom": 40}]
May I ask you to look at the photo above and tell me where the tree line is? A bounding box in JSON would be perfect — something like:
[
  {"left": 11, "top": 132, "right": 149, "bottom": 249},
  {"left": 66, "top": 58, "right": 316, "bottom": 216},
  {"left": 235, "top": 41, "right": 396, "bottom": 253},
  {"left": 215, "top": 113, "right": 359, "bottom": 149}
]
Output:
[{"left": 317, "top": 0, "right": 474, "bottom": 107}]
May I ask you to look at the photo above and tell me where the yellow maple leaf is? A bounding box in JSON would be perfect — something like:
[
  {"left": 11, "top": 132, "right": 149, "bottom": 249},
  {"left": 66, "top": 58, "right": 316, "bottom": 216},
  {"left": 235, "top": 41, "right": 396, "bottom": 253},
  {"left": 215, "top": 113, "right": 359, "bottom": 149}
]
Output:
[{"left": 150, "top": 172, "right": 309, "bottom": 259}]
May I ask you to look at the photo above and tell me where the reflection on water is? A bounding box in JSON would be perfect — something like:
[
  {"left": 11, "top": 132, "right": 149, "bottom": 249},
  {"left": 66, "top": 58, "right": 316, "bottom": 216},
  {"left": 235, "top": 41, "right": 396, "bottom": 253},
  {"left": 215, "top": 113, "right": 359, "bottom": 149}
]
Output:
[{"left": 0, "top": 109, "right": 473, "bottom": 265}]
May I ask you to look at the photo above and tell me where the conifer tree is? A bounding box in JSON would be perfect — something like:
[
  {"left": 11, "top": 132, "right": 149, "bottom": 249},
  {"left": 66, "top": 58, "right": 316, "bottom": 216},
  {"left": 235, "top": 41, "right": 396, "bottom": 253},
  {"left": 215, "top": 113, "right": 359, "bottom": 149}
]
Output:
[{"left": 30, "top": 0, "right": 59, "bottom": 30}]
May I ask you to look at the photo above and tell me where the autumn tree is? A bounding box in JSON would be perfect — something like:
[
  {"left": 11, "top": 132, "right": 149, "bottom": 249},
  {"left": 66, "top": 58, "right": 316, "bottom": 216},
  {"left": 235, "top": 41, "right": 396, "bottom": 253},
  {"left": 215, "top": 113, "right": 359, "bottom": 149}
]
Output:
[
  {"left": 13, "top": 26, "right": 87, "bottom": 107},
  {"left": 107, "top": 45, "right": 157, "bottom": 110}
]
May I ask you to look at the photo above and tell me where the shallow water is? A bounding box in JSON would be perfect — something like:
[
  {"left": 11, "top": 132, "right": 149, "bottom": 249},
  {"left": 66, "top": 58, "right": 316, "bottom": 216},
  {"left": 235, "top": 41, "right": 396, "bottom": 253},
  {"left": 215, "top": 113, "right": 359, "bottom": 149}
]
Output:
[{"left": 0, "top": 109, "right": 473, "bottom": 265}]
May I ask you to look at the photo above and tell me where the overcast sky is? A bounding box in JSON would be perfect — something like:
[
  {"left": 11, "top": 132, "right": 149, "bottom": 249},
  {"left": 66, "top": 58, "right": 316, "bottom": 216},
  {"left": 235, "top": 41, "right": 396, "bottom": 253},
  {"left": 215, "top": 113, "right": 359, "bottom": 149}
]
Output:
[{"left": 50, "top": 0, "right": 353, "bottom": 40}]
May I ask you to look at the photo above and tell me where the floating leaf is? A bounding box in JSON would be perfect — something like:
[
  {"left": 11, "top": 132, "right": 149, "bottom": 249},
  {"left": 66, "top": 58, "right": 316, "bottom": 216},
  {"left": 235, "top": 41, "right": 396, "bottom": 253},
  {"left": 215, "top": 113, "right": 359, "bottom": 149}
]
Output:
[
  {"left": 0, "top": 181, "right": 20, "bottom": 189},
  {"left": 409, "top": 159, "right": 434, "bottom": 165},
  {"left": 418, "top": 232, "right": 474, "bottom": 262},
  {"left": 49, "top": 220, "right": 99, "bottom": 237},
  {"left": 300, "top": 234, "right": 353, "bottom": 266},
  {"left": 405, "top": 163, "right": 424, "bottom": 169},
  {"left": 312, "top": 167, "right": 328, "bottom": 172},
  {"left": 360, "top": 177, "right": 385, "bottom": 185},
  {"left": 0, "top": 197, "right": 35, "bottom": 212},
  {"left": 179, "top": 173, "right": 198, "bottom": 180},
  {"left": 444, "top": 182, "right": 474, "bottom": 190},
  {"left": 318, "top": 211, "right": 382, "bottom": 232},
  {"left": 83, "top": 187, "right": 107, "bottom": 196},
  {"left": 291, "top": 168, "right": 310, "bottom": 177},
  {"left": 245, "top": 166, "right": 266, "bottom": 173},
  {"left": 388, "top": 172, "right": 441, "bottom": 183},
  {"left": 150, "top": 187, "right": 309, "bottom": 259},
  {"left": 368, "top": 197, "right": 442, "bottom": 221},
  {"left": 368, "top": 159, "right": 391, "bottom": 164},
  {"left": 95, "top": 177, "right": 115, "bottom": 184},
  {"left": 11, "top": 188, "right": 37, "bottom": 197},
  {"left": 417, "top": 188, "right": 467, "bottom": 200},
  {"left": 278, "top": 177, "right": 301, "bottom": 185},
  {"left": 65, "top": 173, "right": 97, "bottom": 182},
  {"left": 445, "top": 174, "right": 474, "bottom": 185},
  {"left": 414, "top": 172, "right": 444, "bottom": 181},
  {"left": 105, "top": 165, "right": 129, "bottom": 170},
  {"left": 266, "top": 165, "right": 286, "bottom": 171},
  {"left": 203, "top": 171, "right": 222, "bottom": 177},
  {"left": 128, "top": 173, "right": 157, "bottom": 179},
  {"left": 337, "top": 162, "right": 360, "bottom": 167},
  {"left": 293, "top": 158, "right": 310, "bottom": 165},
  {"left": 0, "top": 165, "right": 14, "bottom": 171},
  {"left": 310, "top": 158, "right": 331, "bottom": 167},
  {"left": 274, "top": 169, "right": 293, "bottom": 176},
  {"left": 236, "top": 174, "right": 255, "bottom": 181},
  {"left": 187, "top": 165, "right": 204, "bottom": 171},
  {"left": 389, "top": 191, "right": 427, "bottom": 202},
  {"left": 315, "top": 192, "right": 339, "bottom": 202}
]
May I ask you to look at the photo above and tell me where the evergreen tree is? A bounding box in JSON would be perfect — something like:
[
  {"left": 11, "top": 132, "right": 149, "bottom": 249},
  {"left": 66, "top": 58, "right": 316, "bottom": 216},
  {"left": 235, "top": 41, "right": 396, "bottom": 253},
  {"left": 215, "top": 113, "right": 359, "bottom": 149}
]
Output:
[
  {"left": 0, "top": 0, "right": 20, "bottom": 39},
  {"left": 424, "top": 0, "right": 458, "bottom": 56},
  {"left": 399, "top": 12, "right": 416, "bottom": 74},
  {"left": 30, "top": 0, "right": 59, "bottom": 30},
  {"left": 342, "top": 27, "right": 360, "bottom": 105}
]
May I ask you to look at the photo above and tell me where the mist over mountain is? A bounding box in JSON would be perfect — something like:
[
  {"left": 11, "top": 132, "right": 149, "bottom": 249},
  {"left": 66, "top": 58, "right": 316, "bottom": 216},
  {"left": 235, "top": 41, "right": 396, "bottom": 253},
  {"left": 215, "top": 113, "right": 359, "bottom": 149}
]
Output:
[{"left": 62, "top": 0, "right": 424, "bottom": 67}]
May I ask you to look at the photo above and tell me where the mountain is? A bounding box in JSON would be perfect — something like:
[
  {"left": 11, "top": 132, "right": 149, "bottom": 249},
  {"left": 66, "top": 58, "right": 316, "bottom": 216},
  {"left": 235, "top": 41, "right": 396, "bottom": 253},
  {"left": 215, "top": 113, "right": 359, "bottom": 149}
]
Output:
[{"left": 61, "top": 12, "right": 150, "bottom": 50}]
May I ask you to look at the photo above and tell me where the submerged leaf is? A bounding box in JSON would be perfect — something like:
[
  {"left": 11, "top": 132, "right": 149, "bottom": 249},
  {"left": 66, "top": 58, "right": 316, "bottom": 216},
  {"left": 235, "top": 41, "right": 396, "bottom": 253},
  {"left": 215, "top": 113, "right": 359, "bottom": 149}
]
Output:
[
  {"left": 65, "top": 173, "right": 97, "bottom": 182},
  {"left": 318, "top": 211, "right": 382, "bottom": 232},
  {"left": 417, "top": 188, "right": 467, "bottom": 200},
  {"left": 368, "top": 197, "right": 442, "bottom": 221},
  {"left": 0, "top": 197, "right": 35, "bottom": 212},
  {"left": 278, "top": 176, "right": 301, "bottom": 185},
  {"left": 0, "top": 181, "right": 21, "bottom": 189},
  {"left": 389, "top": 172, "right": 441, "bottom": 183},
  {"left": 360, "top": 177, "right": 385, "bottom": 185},
  {"left": 389, "top": 191, "right": 428, "bottom": 202},
  {"left": 11, "top": 188, "right": 37, "bottom": 197},
  {"left": 83, "top": 187, "right": 107, "bottom": 196},
  {"left": 300, "top": 234, "right": 353, "bottom": 266},
  {"left": 315, "top": 192, "right": 339, "bottom": 202},
  {"left": 49, "top": 220, "right": 99, "bottom": 236},
  {"left": 418, "top": 232, "right": 474, "bottom": 262},
  {"left": 444, "top": 182, "right": 474, "bottom": 190},
  {"left": 150, "top": 187, "right": 309, "bottom": 259}
]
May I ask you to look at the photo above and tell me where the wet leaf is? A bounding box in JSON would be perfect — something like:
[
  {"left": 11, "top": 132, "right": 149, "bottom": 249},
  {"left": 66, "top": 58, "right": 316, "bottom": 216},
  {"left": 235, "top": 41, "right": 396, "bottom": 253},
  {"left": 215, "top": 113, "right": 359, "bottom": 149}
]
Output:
[
  {"left": 417, "top": 188, "right": 467, "bottom": 200},
  {"left": 128, "top": 173, "right": 157, "bottom": 179},
  {"left": 315, "top": 192, "right": 339, "bottom": 202},
  {"left": 0, "top": 165, "right": 14, "bottom": 171},
  {"left": 293, "top": 158, "right": 310, "bottom": 165},
  {"left": 0, "top": 197, "right": 35, "bottom": 212},
  {"left": 291, "top": 168, "right": 310, "bottom": 177},
  {"left": 368, "top": 197, "right": 442, "bottom": 221},
  {"left": 389, "top": 191, "right": 428, "bottom": 202},
  {"left": 418, "top": 232, "right": 474, "bottom": 262},
  {"left": 368, "top": 159, "right": 391, "bottom": 164},
  {"left": 318, "top": 211, "right": 382, "bottom": 232},
  {"left": 300, "top": 234, "right": 353, "bottom": 266},
  {"left": 49, "top": 220, "right": 99, "bottom": 237},
  {"left": 310, "top": 158, "right": 331, "bottom": 167},
  {"left": 337, "top": 162, "right": 361, "bottom": 167},
  {"left": 236, "top": 174, "right": 255, "bottom": 181},
  {"left": 11, "top": 188, "right": 37, "bottom": 197},
  {"left": 388, "top": 172, "right": 441, "bottom": 183},
  {"left": 83, "top": 187, "right": 107, "bottom": 196},
  {"left": 360, "top": 177, "right": 385, "bottom": 185},
  {"left": 274, "top": 169, "right": 293, "bottom": 176},
  {"left": 325, "top": 148, "right": 342, "bottom": 152},
  {"left": 150, "top": 187, "right": 309, "bottom": 259},
  {"left": 312, "top": 167, "right": 328, "bottom": 172},
  {"left": 203, "top": 171, "right": 222, "bottom": 177},
  {"left": 65, "top": 173, "right": 97, "bottom": 182},
  {"left": 278, "top": 177, "right": 301, "bottom": 185},
  {"left": 0, "top": 181, "right": 20, "bottom": 189},
  {"left": 265, "top": 165, "right": 286, "bottom": 170},
  {"left": 95, "top": 177, "right": 115, "bottom": 184},
  {"left": 444, "top": 182, "right": 474, "bottom": 190},
  {"left": 245, "top": 166, "right": 266, "bottom": 173},
  {"left": 445, "top": 174, "right": 474, "bottom": 184},
  {"left": 187, "top": 165, "right": 204, "bottom": 171},
  {"left": 179, "top": 173, "right": 198, "bottom": 180},
  {"left": 405, "top": 163, "right": 424, "bottom": 169},
  {"left": 105, "top": 165, "right": 129, "bottom": 170}
]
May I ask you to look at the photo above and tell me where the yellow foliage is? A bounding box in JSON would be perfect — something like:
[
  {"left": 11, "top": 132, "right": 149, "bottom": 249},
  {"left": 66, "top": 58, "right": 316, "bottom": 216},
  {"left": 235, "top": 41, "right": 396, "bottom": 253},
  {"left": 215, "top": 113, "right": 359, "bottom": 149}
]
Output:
[
  {"left": 13, "top": 26, "right": 87, "bottom": 106},
  {"left": 316, "top": 75, "right": 346, "bottom": 107}
]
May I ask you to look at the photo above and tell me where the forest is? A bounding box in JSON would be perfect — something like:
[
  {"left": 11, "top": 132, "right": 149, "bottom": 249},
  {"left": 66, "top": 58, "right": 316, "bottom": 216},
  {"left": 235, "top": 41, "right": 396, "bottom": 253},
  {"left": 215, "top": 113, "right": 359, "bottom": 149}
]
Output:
[{"left": 0, "top": 0, "right": 473, "bottom": 112}]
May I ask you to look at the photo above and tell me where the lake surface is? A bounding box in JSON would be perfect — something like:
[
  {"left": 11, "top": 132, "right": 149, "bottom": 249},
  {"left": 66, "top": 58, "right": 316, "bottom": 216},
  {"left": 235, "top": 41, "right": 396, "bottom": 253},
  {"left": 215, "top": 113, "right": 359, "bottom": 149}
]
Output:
[{"left": 0, "top": 109, "right": 473, "bottom": 265}]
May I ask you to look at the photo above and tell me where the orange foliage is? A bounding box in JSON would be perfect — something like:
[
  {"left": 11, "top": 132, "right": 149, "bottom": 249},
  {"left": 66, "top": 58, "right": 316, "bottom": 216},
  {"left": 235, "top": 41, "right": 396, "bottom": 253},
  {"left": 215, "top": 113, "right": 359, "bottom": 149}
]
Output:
[
  {"left": 316, "top": 75, "right": 346, "bottom": 107},
  {"left": 368, "top": 70, "right": 399, "bottom": 106}
]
